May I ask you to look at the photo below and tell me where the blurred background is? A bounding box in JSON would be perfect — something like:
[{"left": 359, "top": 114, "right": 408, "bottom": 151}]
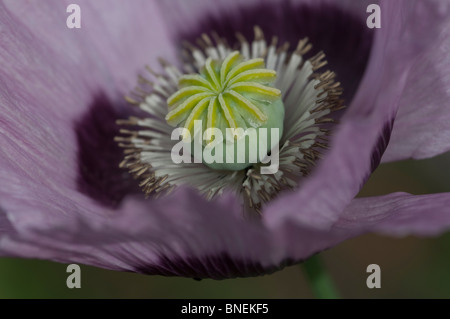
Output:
[{"left": 0, "top": 151, "right": 449, "bottom": 298}]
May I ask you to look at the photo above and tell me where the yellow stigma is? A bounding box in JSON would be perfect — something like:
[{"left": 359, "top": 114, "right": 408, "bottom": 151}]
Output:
[{"left": 165, "top": 51, "right": 281, "bottom": 140}]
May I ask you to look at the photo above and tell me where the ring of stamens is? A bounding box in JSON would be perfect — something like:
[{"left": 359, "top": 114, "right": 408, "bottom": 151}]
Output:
[{"left": 116, "top": 26, "right": 344, "bottom": 213}]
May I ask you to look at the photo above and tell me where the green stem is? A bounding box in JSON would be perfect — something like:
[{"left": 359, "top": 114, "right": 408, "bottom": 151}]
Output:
[{"left": 302, "top": 254, "right": 339, "bottom": 299}]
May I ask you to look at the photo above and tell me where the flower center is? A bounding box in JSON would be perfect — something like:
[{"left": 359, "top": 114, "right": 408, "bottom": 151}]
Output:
[
  {"left": 116, "top": 27, "right": 344, "bottom": 212},
  {"left": 165, "top": 51, "right": 285, "bottom": 170}
]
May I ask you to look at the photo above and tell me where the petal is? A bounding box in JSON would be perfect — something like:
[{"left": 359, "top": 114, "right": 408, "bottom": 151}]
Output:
[
  {"left": 382, "top": 0, "right": 450, "bottom": 162},
  {"left": 338, "top": 192, "right": 450, "bottom": 237},
  {"left": 280, "top": 192, "right": 450, "bottom": 263},
  {"left": 4, "top": 189, "right": 450, "bottom": 279},
  {"left": 1, "top": 190, "right": 288, "bottom": 278},
  {"left": 0, "top": 0, "right": 176, "bottom": 215}
]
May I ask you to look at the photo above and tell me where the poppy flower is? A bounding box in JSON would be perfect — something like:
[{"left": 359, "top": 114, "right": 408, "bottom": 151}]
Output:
[{"left": 0, "top": 0, "right": 449, "bottom": 284}]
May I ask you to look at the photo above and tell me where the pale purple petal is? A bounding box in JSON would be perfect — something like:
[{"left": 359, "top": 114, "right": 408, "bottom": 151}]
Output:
[
  {"left": 382, "top": 0, "right": 450, "bottom": 162},
  {"left": 0, "top": 0, "right": 176, "bottom": 224},
  {"left": 4, "top": 189, "right": 450, "bottom": 279},
  {"left": 338, "top": 192, "right": 450, "bottom": 237},
  {"left": 2, "top": 190, "right": 284, "bottom": 278}
]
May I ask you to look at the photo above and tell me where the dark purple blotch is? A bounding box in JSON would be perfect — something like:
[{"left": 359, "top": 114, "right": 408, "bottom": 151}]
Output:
[{"left": 75, "top": 94, "right": 141, "bottom": 207}]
